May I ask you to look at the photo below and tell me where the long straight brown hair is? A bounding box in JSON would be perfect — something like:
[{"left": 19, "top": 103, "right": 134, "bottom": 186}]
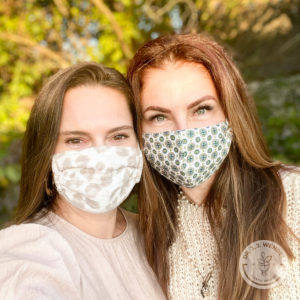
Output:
[
  {"left": 14, "top": 62, "right": 135, "bottom": 225},
  {"left": 127, "top": 34, "right": 298, "bottom": 299}
]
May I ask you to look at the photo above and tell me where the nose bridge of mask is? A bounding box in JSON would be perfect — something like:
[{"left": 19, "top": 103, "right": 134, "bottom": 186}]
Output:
[
  {"left": 52, "top": 145, "right": 143, "bottom": 195},
  {"left": 53, "top": 145, "right": 142, "bottom": 171},
  {"left": 143, "top": 121, "right": 230, "bottom": 154}
]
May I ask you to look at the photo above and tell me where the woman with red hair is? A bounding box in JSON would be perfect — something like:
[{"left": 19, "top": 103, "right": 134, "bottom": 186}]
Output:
[{"left": 127, "top": 34, "right": 299, "bottom": 299}]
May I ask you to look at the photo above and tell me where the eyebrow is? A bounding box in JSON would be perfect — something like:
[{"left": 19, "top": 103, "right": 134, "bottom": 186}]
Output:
[
  {"left": 143, "top": 106, "right": 171, "bottom": 114},
  {"left": 107, "top": 125, "right": 134, "bottom": 134},
  {"left": 60, "top": 130, "right": 90, "bottom": 136},
  {"left": 143, "top": 95, "right": 217, "bottom": 114},
  {"left": 187, "top": 95, "right": 217, "bottom": 109},
  {"left": 60, "top": 125, "right": 133, "bottom": 136}
]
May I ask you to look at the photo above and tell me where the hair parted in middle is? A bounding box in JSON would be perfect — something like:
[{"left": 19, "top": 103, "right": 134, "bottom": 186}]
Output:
[
  {"left": 14, "top": 62, "right": 136, "bottom": 226},
  {"left": 127, "top": 33, "right": 296, "bottom": 299}
]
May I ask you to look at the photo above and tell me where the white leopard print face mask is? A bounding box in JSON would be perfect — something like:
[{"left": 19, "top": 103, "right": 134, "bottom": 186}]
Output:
[
  {"left": 52, "top": 146, "right": 143, "bottom": 213},
  {"left": 142, "top": 120, "right": 232, "bottom": 188}
]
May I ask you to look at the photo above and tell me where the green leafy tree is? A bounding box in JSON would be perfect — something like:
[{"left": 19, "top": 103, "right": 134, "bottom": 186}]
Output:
[{"left": 0, "top": 0, "right": 299, "bottom": 224}]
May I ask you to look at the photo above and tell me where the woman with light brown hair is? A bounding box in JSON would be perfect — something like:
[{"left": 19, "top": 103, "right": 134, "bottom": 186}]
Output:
[
  {"left": 127, "top": 34, "right": 299, "bottom": 299},
  {"left": 0, "top": 62, "right": 165, "bottom": 299}
]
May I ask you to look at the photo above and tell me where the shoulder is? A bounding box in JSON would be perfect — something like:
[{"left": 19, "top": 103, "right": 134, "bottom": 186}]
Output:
[
  {"left": 0, "top": 222, "right": 76, "bottom": 258},
  {"left": 279, "top": 166, "right": 299, "bottom": 201},
  {"left": 0, "top": 223, "right": 81, "bottom": 298},
  {"left": 279, "top": 166, "right": 299, "bottom": 234},
  {"left": 0, "top": 223, "right": 55, "bottom": 250},
  {"left": 268, "top": 166, "right": 300, "bottom": 299},
  {"left": 279, "top": 165, "right": 300, "bottom": 182}
]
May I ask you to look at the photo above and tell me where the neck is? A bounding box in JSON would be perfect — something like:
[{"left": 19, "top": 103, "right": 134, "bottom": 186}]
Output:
[
  {"left": 181, "top": 174, "right": 215, "bottom": 205},
  {"left": 54, "top": 196, "right": 126, "bottom": 239}
]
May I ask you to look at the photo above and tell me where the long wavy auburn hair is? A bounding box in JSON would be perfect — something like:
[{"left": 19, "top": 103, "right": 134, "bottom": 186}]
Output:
[
  {"left": 127, "top": 34, "right": 298, "bottom": 299},
  {"left": 13, "top": 62, "right": 136, "bottom": 225}
]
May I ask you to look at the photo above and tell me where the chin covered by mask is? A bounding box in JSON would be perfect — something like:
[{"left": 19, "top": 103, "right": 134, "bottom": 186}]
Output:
[
  {"left": 52, "top": 145, "right": 143, "bottom": 213},
  {"left": 142, "top": 120, "right": 232, "bottom": 188}
]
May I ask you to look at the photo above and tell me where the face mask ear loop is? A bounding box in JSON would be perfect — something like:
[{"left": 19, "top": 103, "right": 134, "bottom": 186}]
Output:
[
  {"left": 45, "top": 173, "right": 53, "bottom": 197},
  {"left": 44, "top": 169, "right": 58, "bottom": 207}
]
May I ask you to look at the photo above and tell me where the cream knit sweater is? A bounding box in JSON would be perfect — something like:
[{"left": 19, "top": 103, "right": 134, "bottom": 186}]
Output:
[
  {"left": 0, "top": 208, "right": 166, "bottom": 300},
  {"left": 168, "top": 169, "right": 299, "bottom": 299}
]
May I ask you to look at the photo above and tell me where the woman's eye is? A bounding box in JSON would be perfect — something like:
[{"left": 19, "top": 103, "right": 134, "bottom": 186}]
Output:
[
  {"left": 113, "top": 134, "right": 128, "bottom": 141},
  {"left": 151, "top": 115, "right": 165, "bottom": 122},
  {"left": 195, "top": 105, "right": 212, "bottom": 116},
  {"left": 196, "top": 108, "right": 206, "bottom": 115},
  {"left": 65, "top": 138, "right": 83, "bottom": 144}
]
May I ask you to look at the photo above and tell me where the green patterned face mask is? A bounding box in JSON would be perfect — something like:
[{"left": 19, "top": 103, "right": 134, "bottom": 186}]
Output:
[{"left": 142, "top": 120, "right": 232, "bottom": 188}]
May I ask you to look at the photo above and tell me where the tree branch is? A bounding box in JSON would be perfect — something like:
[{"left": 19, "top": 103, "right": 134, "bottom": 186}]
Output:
[
  {"left": 144, "top": 0, "right": 198, "bottom": 33},
  {"left": 53, "top": 0, "right": 69, "bottom": 17},
  {"left": 0, "top": 32, "right": 70, "bottom": 68},
  {"left": 91, "top": 0, "right": 133, "bottom": 59}
]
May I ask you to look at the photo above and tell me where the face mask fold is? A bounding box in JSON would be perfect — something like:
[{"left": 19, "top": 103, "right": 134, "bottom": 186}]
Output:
[{"left": 52, "top": 146, "right": 143, "bottom": 213}]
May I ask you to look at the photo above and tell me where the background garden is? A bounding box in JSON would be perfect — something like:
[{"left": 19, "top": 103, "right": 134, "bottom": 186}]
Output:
[{"left": 0, "top": 0, "right": 299, "bottom": 226}]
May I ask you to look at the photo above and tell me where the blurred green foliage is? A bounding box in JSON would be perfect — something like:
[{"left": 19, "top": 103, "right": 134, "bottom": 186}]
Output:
[
  {"left": 250, "top": 75, "right": 300, "bottom": 164},
  {"left": 0, "top": 0, "right": 299, "bottom": 225}
]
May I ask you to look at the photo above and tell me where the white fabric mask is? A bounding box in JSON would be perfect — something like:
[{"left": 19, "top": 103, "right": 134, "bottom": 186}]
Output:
[
  {"left": 142, "top": 120, "right": 232, "bottom": 188},
  {"left": 52, "top": 146, "right": 143, "bottom": 213}
]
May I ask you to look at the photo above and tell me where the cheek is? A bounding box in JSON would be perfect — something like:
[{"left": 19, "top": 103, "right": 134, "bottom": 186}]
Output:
[
  {"left": 53, "top": 138, "right": 66, "bottom": 154},
  {"left": 141, "top": 119, "right": 159, "bottom": 134},
  {"left": 141, "top": 119, "right": 148, "bottom": 133},
  {"left": 116, "top": 135, "right": 138, "bottom": 148},
  {"left": 211, "top": 104, "right": 226, "bottom": 123},
  {"left": 128, "top": 136, "right": 138, "bottom": 147}
]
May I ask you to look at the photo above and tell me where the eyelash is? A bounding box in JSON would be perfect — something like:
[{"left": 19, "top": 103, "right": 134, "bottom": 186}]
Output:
[
  {"left": 65, "top": 138, "right": 83, "bottom": 144},
  {"left": 149, "top": 105, "right": 213, "bottom": 122},
  {"left": 194, "top": 105, "right": 213, "bottom": 115},
  {"left": 65, "top": 134, "right": 129, "bottom": 145},
  {"left": 149, "top": 114, "right": 165, "bottom": 122},
  {"left": 113, "top": 134, "right": 129, "bottom": 140}
]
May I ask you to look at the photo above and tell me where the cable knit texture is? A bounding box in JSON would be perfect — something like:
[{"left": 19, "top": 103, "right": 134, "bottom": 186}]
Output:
[
  {"left": 0, "top": 208, "right": 166, "bottom": 300},
  {"left": 168, "top": 169, "right": 299, "bottom": 299}
]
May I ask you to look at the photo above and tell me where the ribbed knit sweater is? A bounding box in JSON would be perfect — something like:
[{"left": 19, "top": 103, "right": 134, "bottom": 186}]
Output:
[{"left": 168, "top": 169, "right": 299, "bottom": 299}]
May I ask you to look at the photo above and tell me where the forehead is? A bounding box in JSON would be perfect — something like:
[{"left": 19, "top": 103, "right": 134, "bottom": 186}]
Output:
[
  {"left": 141, "top": 62, "right": 218, "bottom": 106},
  {"left": 60, "top": 85, "right": 132, "bottom": 130}
]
